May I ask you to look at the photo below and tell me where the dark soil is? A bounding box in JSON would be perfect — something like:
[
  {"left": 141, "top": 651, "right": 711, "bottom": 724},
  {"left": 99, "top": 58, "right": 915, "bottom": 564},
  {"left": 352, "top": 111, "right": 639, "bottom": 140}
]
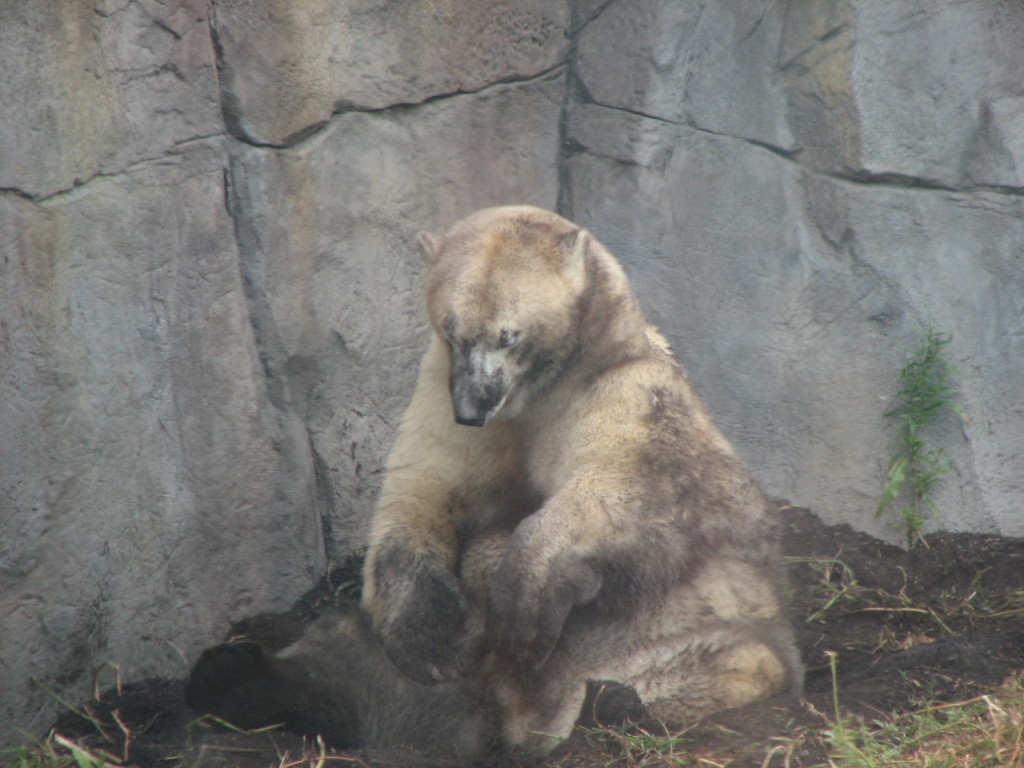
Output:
[{"left": 50, "top": 504, "right": 1024, "bottom": 768}]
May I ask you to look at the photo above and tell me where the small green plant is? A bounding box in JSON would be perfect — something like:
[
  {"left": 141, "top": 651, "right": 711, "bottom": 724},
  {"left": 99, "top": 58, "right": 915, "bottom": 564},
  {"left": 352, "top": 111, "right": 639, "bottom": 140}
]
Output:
[
  {"left": 823, "top": 651, "right": 890, "bottom": 768},
  {"left": 876, "top": 329, "right": 966, "bottom": 547}
]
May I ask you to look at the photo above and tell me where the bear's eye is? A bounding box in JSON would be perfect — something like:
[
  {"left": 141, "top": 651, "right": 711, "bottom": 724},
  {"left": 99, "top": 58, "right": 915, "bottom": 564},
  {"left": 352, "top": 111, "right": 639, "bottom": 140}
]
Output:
[{"left": 497, "top": 329, "right": 521, "bottom": 350}]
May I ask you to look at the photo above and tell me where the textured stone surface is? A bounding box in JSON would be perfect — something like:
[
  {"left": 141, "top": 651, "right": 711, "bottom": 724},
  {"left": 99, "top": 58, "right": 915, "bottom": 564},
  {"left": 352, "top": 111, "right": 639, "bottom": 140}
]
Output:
[
  {"left": 2, "top": 0, "right": 1023, "bottom": 744},
  {"left": 0, "top": 140, "right": 325, "bottom": 734},
  {"left": 851, "top": 2, "right": 1024, "bottom": 186},
  {"left": 576, "top": 0, "right": 793, "bottom": 147},
  {"left": 212, "top": 0, "right": 570, "bottom": 145},
  {"left": 0, "top": 0, "right": 220, "bottom": 198}
]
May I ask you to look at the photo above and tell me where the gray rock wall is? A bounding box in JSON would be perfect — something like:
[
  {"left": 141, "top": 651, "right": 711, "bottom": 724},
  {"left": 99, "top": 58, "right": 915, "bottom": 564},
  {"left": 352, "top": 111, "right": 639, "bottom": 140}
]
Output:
[
  {"left": 0, "top": 0, "right": 567, "bottom": 738},
  {"left": 1, "top": 0, "right": 1021, "bottom": 740},
  {"left": 566, "top": 0, "right": 1024, "bottom": 543}
]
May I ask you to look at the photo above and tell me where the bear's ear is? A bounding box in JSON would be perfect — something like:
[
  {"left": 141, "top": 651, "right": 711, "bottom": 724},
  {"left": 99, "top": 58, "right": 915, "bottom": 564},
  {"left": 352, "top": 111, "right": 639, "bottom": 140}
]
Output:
[
  {"left": 560, "top": 227, "right": 590, "bottom": 280},
  {"left": 417, "top": 231, "right": 443, "bottom": 266}
]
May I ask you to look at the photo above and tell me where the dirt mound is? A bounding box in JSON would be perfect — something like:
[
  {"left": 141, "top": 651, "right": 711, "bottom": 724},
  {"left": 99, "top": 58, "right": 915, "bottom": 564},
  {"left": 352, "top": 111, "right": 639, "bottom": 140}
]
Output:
[{"left": 50, "top": 505, "right": 1024, "bottom": 767}]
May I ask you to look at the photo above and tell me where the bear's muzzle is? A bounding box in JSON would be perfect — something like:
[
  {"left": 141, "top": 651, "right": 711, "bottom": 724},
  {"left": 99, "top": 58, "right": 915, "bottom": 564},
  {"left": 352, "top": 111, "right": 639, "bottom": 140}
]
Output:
[{"left": 449, "top": 348, "right": 509, "bottom": 427}]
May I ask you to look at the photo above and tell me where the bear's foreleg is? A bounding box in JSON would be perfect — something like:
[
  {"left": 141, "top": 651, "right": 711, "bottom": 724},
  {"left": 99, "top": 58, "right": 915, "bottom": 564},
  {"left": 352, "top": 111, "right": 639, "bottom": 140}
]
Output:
[
  {"left": 362, "top": 336, "right": 497, "bottom": 684},
  {"left": 365, "top": 529, "right": 479, "bottom": 684},
  {"left": 484, "top": 476, "right": 650, "bottom": 670},
  {"left": 364, "top": 464, "right": 479, "bottom": 684},
  {"left": 488, "top": 541, "right": 603, "bottom": 670}
]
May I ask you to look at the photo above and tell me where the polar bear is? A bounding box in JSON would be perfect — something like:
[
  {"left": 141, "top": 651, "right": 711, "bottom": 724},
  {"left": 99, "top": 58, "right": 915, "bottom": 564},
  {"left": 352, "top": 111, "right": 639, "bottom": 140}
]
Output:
[{"left": 187, "top": 206, "right": 801, "bottom": 757}]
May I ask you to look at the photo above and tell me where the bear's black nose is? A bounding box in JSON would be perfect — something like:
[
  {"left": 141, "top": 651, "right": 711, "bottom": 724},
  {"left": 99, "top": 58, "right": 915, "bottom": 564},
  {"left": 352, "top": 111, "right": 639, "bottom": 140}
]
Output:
[
  {"left": 454, "top": 413, "right": 487, "bottom": 427},
  {"left": 449, "top": 365, "right": 506, "bottom": 427}
]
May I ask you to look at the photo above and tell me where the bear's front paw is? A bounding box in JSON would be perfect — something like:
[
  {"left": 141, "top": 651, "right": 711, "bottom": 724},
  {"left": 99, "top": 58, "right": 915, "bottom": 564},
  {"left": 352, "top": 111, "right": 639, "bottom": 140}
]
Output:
[
  {"left": 488, "top": 552, "right": 602, "bottom": 670},
  {"left": 378, "top": 566, "right": 476, "bottom": 685}
]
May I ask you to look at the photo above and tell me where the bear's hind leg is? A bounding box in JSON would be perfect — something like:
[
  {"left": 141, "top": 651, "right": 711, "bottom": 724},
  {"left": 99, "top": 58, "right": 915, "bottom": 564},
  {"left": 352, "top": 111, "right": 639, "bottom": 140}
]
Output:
[
  {"left": 494, "top": 620, "right": 799, "bottom": 753},
  {"left": 633, "top": 633, "right": 800, "bottom": 725}
]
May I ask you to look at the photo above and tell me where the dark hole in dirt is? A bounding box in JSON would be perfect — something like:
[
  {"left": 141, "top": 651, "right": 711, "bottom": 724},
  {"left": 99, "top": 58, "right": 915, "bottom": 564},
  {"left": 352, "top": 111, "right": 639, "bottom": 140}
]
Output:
[{"left": 50, "top": 505, "right": 1024, "bottom": 767}]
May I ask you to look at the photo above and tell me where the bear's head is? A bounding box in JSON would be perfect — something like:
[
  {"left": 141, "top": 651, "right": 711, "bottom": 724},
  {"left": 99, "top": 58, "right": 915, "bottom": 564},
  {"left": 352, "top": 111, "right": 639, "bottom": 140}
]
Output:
[{"left": 418, "top": 206, "right": 592, "bottom": 427}]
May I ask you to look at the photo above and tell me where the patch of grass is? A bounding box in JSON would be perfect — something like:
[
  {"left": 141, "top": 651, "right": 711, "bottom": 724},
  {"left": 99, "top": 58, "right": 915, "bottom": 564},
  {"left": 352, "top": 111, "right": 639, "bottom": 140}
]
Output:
[
  {"left": 5, "top": 730, "right": 367, "bottom": 768},
  {"left": 820, "top": 651, "right": 1024, "bottom": 768},
  {"left": 1, "top": 734, "right": 119, "bottom": 768},
  {"left": 0, "top": 742, "right": 73, "bottom": 768},
  {"left": 876, "top": 329, "right": 967, "bottom": 547},
  {"left": 571, "top": 724, "right": 713, "bottom": 767},
  {"left": 587, "top": 663, "right": 1024, "bottom": 768}
]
